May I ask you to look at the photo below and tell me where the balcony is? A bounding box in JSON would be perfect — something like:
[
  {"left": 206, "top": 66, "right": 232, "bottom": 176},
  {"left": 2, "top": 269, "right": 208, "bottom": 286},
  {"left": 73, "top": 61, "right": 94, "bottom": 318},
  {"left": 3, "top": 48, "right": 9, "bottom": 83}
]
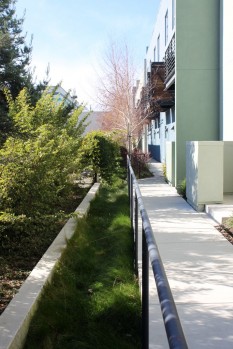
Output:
[
  {"left": 140, "top": 62, "right": 174, "bottom": 119},
  {"left": 165, "top": 33, "right": 175, "bottom": 84}
]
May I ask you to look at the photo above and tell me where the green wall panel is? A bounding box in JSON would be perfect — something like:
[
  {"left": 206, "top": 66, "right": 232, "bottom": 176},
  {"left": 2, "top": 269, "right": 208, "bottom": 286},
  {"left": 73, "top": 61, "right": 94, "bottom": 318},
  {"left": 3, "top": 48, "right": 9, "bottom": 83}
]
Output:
[{"left": 175, "top": 0, "right": 220, "bottom": 185}]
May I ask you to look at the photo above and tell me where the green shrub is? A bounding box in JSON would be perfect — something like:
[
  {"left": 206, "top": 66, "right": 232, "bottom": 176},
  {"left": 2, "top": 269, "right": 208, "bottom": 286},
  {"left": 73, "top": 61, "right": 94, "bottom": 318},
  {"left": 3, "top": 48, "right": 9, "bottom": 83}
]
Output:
[
  {"left": 130, "top": 149, "right": 151, "bottom": 178},
  {"left": 0, "top": 87, "right": 87, "bottom": 216},
  {"left": 162, "top": 163, "right": 168, "bottom": 182},
  {"left": 177, "top": 178, "right": 186, "bottom": 199},
  {"left": 223, "top": 216, "right": 233, "bottom": 230},
  {"left": 78, "top": 130, "right": 121, "bottom": 183}
]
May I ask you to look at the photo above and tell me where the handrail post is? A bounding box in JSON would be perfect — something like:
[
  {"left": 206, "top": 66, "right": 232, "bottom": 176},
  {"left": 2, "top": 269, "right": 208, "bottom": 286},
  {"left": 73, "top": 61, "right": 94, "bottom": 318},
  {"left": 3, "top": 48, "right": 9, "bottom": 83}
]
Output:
[
  {"left": 134, "top": 192, "right": 138, "bottom": 277},
  {"left": 142, "top": 227, "right": 149, "bottom": 349},
  {"left": 130, "top": 173, "right": 134, "bottom": 229},
  {"left": 127, "top": 158, "right": 130, "bottom": 201},
  {"left": 127, "top": 158, "right": 134, "bottom": 228}
]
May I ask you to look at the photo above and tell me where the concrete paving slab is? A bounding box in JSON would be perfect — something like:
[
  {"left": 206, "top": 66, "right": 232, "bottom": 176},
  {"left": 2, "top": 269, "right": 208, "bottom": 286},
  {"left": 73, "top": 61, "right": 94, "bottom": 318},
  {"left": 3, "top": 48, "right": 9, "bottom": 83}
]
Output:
[
  {"left": 176, "top": 303, "right": 233, "bottom": 349},
  {"left": 148, "top": 214, "right": 218, "bottom": 227},
  {"left": 149, "top": 304, "right": 169, "bottom": 349},
  {"left": 137, "top": 160, "right": 233, "bottom": 349},
  {"left": 156, "top": 240, "right": 233, "bottom": 267},
  {"left": 151, "top": 228, "right": 225, "bottom": 243},
  {"left": 165, "top": 269, "right": 233, "bottom": 304}
]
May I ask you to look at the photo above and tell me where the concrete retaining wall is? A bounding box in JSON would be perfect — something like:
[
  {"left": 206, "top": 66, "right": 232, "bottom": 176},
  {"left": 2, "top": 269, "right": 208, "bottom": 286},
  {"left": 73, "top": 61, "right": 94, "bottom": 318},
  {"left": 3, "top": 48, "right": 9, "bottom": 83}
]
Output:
[{"left": 0, "top": 183, "right": 100, "bottom": 349}]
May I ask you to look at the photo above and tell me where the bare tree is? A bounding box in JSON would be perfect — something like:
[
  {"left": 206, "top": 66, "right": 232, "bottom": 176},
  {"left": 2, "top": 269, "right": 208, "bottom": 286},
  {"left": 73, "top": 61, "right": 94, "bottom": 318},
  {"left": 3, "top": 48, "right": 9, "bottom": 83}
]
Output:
[{"left": 96, "top": 41, "right": 143, "bottom": 155}]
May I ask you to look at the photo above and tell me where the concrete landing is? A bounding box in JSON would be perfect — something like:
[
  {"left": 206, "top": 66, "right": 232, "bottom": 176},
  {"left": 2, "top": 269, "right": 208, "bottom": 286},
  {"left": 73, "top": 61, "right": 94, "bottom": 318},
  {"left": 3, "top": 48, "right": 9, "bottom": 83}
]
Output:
[
  {"left": 205, "top": 195, "right": 233, "bottom": 224},
  {"left": 137, "top": 160, "right": 233, "bottom": 349}
]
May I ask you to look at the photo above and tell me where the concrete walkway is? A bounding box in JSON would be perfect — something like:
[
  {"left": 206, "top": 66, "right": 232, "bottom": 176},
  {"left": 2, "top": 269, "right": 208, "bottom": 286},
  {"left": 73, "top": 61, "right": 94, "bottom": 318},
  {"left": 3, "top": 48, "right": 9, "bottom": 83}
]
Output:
[{"left": 137, "top": 161, "right": 233, "bottom": 349}]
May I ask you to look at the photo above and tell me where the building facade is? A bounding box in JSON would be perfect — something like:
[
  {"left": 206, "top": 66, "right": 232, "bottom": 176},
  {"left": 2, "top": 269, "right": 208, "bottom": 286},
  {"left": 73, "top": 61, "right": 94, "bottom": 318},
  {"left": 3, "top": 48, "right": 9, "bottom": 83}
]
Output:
[
  {"left": 50, "top": 86, "right": 77, "bottom": 106},
  {"left": 137, "top": 0, "right": 221, "bottom": 188}
]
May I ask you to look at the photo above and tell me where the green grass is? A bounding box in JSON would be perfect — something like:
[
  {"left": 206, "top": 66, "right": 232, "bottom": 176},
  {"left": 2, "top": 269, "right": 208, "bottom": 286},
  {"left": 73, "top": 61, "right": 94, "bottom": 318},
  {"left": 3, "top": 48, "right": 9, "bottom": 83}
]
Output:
[{"left": 23, "top": 179, "right": 141, "bottom": 349}]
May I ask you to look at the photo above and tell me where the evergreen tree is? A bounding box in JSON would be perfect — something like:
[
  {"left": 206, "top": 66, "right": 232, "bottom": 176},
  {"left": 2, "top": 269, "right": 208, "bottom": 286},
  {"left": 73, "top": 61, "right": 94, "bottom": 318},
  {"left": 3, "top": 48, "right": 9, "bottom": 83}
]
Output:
[{"left": 0, "top": 0, "right": 39, "bottom": 144}]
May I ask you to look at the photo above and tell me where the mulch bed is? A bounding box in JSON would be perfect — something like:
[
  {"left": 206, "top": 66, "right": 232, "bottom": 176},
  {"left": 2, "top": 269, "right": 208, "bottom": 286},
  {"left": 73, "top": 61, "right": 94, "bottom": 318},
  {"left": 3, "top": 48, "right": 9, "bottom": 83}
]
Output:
[
  {"left": 216, "top": 224, "right": 233, "bottom": 245},
  {"left": 0, "top": 184, "right": 91, "bottom": 316},
  {"left": 0, "top": 254, "right": 50, "bottom": 315},
  {"left": 0, "top": 257, "right": 38, "bottom": 315}
]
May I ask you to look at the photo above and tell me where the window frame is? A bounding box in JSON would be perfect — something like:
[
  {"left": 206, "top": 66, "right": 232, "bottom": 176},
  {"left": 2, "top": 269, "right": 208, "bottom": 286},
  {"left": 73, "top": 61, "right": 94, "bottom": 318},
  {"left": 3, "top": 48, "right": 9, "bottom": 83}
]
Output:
[
  {"left": 172, "top": 0, "right": 175, "bottom": 29},
  {"left": 165, "top": 10, "right": 168, "bottom": 46},
  {"left": 157, "top": 35, "right": 160, "bottom": 61}
]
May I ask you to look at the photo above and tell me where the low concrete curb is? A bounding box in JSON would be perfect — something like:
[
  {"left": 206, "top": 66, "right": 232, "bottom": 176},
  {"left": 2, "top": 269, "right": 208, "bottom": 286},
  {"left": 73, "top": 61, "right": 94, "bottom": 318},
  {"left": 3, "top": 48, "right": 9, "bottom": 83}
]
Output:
[{"left": 0, "top": 183, "right": 100, "bottom": 349}]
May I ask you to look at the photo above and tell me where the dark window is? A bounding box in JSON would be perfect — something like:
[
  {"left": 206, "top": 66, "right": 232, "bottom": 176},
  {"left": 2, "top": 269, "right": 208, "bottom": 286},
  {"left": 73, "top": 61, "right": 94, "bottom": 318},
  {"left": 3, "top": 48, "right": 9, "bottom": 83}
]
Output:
[
  {"left": 166, "top": 110, "right": 171, "bottom": 124},
  {"left": 171, "top": 107, "right": 175, "bottom": 123}
]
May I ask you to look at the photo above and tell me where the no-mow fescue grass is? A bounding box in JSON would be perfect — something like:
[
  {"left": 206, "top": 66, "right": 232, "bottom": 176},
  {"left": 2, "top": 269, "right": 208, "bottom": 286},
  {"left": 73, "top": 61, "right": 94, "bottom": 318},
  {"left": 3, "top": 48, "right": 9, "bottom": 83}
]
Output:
[{"left": 23, "top": 179, "right": 142, "bottom": 349}]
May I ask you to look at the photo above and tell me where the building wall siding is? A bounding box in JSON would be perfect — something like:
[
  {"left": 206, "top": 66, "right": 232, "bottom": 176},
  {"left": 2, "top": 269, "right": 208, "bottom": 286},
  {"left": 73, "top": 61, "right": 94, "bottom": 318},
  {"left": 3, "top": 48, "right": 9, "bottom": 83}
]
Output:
[
  {"left": 175, "top": 0, "right": 220, "bottom": 185},
  {"left": 220, "top": 0, "right": 233, "bottom": 141}
]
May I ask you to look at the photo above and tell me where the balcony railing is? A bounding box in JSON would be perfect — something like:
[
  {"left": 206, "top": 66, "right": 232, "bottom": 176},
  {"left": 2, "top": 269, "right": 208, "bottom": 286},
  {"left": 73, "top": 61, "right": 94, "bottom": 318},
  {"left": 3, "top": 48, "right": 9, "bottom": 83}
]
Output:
[
  {"left": 140, "top": 63, "right": 174, "bottom": 119},
  {"left": 165, "top": 33, "right": 175, "bottom": 83}
]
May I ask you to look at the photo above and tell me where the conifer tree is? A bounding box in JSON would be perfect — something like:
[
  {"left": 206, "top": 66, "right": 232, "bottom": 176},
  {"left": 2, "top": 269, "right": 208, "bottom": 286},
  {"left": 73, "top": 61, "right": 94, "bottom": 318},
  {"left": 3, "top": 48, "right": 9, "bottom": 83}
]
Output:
[{"left": 0, "top": 0, "right": 37, "bottom": 143}]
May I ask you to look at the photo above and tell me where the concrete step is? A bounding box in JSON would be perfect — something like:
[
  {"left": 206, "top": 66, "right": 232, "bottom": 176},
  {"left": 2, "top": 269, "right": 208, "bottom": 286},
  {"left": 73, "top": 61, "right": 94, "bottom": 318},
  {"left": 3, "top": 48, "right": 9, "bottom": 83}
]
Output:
[{"left": 205, "top": 194, "right": 233, "bottom": 224}]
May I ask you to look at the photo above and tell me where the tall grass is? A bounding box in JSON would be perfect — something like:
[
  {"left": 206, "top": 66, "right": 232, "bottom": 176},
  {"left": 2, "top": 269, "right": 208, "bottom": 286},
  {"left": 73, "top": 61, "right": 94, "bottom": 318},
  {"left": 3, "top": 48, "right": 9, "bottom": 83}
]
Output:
[{"left": 23, "top": 180, "right": 141, "bottom": 349}]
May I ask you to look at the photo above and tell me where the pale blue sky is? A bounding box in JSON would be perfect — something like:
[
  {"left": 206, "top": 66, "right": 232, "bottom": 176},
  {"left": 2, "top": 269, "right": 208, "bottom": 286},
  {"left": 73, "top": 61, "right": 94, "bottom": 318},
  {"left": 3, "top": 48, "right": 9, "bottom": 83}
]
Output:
[{"left": 16, "top": 0, "right": 160, "bottom": 108}]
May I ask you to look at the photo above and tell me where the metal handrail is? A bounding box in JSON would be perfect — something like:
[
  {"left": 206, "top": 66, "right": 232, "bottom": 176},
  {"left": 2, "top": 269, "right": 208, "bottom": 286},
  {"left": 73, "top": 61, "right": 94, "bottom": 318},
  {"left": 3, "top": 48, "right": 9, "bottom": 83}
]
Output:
[{"left": 127, "top": 156, "right": 188, "bottom": 349}]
